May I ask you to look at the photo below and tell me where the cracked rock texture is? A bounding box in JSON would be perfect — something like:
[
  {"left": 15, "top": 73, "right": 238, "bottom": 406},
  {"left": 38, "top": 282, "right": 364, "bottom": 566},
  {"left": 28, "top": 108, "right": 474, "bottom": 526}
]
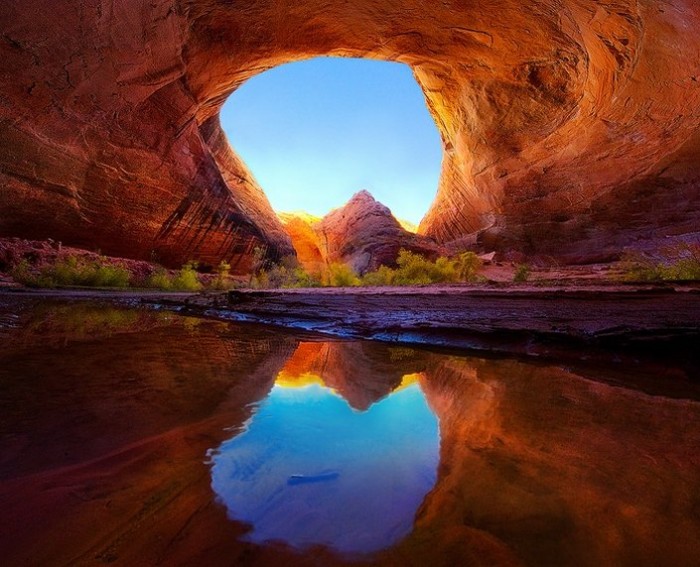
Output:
[{"left": 1, "top": 1, "right": 699, "bottom": 267}]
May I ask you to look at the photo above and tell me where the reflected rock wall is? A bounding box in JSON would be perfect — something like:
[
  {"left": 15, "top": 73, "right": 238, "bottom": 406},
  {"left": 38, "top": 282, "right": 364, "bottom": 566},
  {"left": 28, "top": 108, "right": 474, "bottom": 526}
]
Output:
[
  {"left": 0, "top": 310, "right": 699, "bottom": 565},
  {"left": 404, "top": 357, "right": 700, "bottom": 566}
]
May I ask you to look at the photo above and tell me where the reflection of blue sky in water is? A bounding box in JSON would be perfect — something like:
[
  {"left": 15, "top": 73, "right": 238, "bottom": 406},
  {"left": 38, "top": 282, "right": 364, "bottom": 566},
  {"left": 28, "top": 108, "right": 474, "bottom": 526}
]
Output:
[{"left": 209, "top": 383, "right": 439, "bottom": 555}]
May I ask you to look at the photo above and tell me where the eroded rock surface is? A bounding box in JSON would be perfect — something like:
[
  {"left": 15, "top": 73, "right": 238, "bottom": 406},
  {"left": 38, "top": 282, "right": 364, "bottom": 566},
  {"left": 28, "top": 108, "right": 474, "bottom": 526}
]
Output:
[{"left": 1, "top": 1, "right": 699, "bottom": 266}]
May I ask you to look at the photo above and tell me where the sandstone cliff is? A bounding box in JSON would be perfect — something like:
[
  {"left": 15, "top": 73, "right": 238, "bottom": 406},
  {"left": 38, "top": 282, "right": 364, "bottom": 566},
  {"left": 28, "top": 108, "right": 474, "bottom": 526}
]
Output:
[{"left": 1, "top": 1, "right": 699, "bottom": 267}]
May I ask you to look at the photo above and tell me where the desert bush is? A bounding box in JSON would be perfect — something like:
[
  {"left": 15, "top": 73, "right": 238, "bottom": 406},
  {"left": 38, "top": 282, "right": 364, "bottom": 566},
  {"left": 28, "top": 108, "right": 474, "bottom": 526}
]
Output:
[
  {"left": 250, "top": 262, "right": 321, "bottom": 289},
  {"left": 22, "top": 255, "right": 131, "bottom": 288},
  {"left": 666, "top": 242, "right": 700, "bottom": 280},
  {"left": 361, "top": 265, "right": 396, "bottom": 286},
  {"left": 358, "top": 250, "right": 483, "bottom": 286},
  {"left": 392, "top": 249, "right": 459, "bottom": 285},
  {"left": 9, "top": 259, "right": 37, "bottom": 286},
  {"left": 289, "top": 267, "right": 322, "bottom": 288},
  {"left": 619, "top": 252, "right": 663, "bottom": 281},
  {"left": 248, "top": 246, "right": 267, "bottom": 286},
  {"left": 143, "top": 262, "right": 202, "bottom": 291},
  {"left": 145, "top": 267, "right": 174, "bottom": 290},
  {"left": 513, "top": 263, "right": 531, "bottom": 282},
  {"left": 250, "top": 269, "right": 270, "bottom": 289},
  {"left": 210, "top": 260, "right": 232, "bottom": 290},
  {"left": 455, "top": 252, "right": 482, "bottom": 282},
  {"left": 619, "top": 243, "right": 700, "bottom": 281},
  {"left": 247, "top": 249, "right": 485, "bottom": 289},
  {"left": 171, "top": 261, "right": 203, "bottom": 291},
  {"left": 326, "top": 262, "right": 360, "bottom": 287}
]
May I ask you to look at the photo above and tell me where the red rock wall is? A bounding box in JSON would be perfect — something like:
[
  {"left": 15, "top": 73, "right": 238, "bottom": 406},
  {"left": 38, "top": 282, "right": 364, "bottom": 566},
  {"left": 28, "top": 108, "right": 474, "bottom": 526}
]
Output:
[{"left": 1, "top": 1, "right": 699, "bottom": 266}]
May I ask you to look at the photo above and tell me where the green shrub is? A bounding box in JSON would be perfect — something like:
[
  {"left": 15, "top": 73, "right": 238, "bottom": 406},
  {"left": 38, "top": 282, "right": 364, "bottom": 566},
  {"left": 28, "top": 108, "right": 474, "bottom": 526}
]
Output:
[
  {"left": 144, "top": 262, "right": 202, "bottom": 291},
  {"left": 210, "top": 260, "right": 232, "bottom": 290},
  {"left": 10, "top": 259, "right": 37, "bottom": 286},
  {"left": 249, "top": 246, "right": 267, "bottom": 286},
  {"left": 288, "top": 267, "right": 322, "bottom": 288},
  {"left": 171, "top": 262, "right": 203, "bottom": 291},
  {"left": 146, "top": 267, "right": 173, "bottom": 290},
  {"left": 250, "top": 263, "right": 320, "bottom": 289},
  {"left": 455, "top": 252, "right": 482, "bottom": 282},
  {"left": 393, "top": 249, "right": 438, "bottom": 285},
  {"left": 19, "top": 255, "right": 131, "bottom": 288},
  {"left": 327, "top": 262, "right": 360, "bottom": 287},
  {"left": 620, "top": 244, "right": 700, "bottom": 281},
  {"left": 361, "top": 265, "right": 396, "bottom": 286},
  {"left": 246, "top": 249, "right": 485, "bottom": 289},
  {"left": 513, "top": 263, "right": 531, "bottom": 282},
  {"left": 671, "top": 257, "right": 700, "bottom": 280},
  {"left": 393, "top": 249, "right": 459, "bottom": 285},
  {"left": 357, "top": 250, "right": 483, "bottom": 287},
  {"left": 251, "top": 269, "right": 270, "bottom": 289}
]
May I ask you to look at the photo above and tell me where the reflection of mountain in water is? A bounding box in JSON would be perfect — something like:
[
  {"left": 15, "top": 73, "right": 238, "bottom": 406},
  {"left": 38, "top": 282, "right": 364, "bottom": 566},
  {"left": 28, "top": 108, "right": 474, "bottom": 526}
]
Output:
[
  {"left": 209, "top": 341, "right": 439, "bottom": 555},
  {"left": 210, "top": 383, "right": 439, "bottom": 554},
  {"left": 276, "top": 341, "right": 429, "bottom": 410}
]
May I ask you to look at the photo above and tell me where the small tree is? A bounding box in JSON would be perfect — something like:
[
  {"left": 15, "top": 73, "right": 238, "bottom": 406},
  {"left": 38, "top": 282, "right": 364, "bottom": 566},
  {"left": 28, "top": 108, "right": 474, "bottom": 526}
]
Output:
[
  {"left": 249, "top": 246, "right": 266, "bottom": 286},
  {"left": 455, "top": 252, "right": 482, "bottom": 282},
  {"left": 513, "top": 264, "right": 531, "bottom": 282},
  {"left": 211, "top": 260, "right": 231, "bottom": 290}
]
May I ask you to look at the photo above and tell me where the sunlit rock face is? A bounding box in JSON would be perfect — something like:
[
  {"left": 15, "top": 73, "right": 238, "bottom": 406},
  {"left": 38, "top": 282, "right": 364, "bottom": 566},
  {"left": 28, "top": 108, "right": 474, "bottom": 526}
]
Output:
[
  {"left": 282, "top": 192, "right": 441, "bottom": 275},
  {"left": 316, "top": 191, "right": 442, "bottom": 274},
  {"left": 277, "top": 213, "right": 326, "bottom": 276},
  {"left": 1, "top": 1, "right": 699, "bottom": 266},
  {"left": 406, "top": 356, "right": 700, "bottom": 566}
]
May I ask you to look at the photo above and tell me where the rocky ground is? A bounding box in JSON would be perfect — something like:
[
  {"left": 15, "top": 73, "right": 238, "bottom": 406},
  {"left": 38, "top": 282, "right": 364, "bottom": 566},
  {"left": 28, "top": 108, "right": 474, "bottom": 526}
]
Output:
[
  {"left": 209, "top": 285, "right": 700, "bottom": 371},
  {"left": 2, "top": 236, "right": 697, "bottom": 377}
]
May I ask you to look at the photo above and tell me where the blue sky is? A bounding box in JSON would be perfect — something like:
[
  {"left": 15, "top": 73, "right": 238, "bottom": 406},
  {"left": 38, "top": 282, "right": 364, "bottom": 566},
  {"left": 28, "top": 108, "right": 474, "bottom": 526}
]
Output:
[{"left": 220, "top": 57, "right": 443, "bottom": 224}]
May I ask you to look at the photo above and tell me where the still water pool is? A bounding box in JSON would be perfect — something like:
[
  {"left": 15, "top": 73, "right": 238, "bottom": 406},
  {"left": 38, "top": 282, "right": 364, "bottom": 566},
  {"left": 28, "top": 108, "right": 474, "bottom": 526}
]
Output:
[
  {"left": 0, "top": 298, "right": 698, "bottom": 566},
  {"left": 210, "top": 381, "right": 439, "bottom": 554}
]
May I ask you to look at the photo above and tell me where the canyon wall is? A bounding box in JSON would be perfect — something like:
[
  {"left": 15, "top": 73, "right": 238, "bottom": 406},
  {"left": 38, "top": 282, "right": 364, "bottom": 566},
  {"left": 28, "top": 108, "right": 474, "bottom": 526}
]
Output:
[{"left": 1, "top": 0, "right": 699, "bottom": 267}]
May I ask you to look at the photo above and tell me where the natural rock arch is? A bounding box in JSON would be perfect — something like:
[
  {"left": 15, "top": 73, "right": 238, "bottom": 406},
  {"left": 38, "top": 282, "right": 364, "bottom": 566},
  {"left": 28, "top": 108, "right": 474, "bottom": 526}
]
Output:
[{"left": 1, "top": 0, "right": 699, "bottom": 268}]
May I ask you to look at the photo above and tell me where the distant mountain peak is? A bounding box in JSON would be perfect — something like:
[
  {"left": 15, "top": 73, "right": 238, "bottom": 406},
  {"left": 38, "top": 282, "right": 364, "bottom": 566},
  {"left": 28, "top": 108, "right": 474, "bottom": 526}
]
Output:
[{"left": 350, "top": 189, "right": 376, "bottom": 202}]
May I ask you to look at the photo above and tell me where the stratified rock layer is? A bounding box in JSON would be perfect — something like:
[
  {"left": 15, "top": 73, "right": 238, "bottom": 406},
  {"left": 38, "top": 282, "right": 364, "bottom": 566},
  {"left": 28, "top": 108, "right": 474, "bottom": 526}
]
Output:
[{"left": 1, "top": 1, "right": 699, "bottom": 265}]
